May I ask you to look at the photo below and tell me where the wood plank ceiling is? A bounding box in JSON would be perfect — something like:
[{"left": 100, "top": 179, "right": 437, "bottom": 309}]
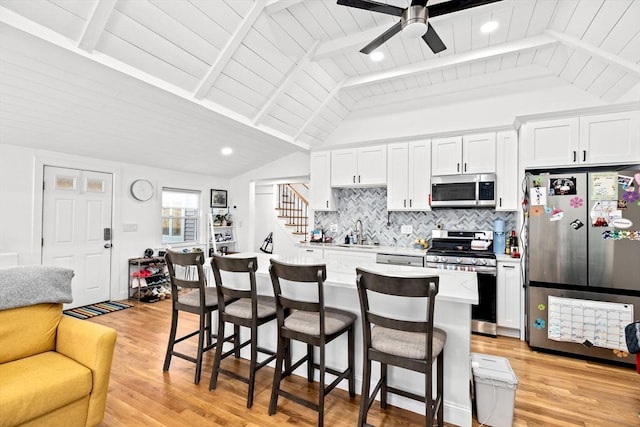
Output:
[{"left": 0, "top": 0, "right": 638, "bottom": 176}]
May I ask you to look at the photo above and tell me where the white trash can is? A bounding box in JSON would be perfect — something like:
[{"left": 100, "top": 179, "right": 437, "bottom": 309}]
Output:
[{"left": 471, "top": 353, "right": 519, "bottom": 427}]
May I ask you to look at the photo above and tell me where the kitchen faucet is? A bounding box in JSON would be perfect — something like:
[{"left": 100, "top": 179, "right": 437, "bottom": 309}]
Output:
[{"left": 354, "top": 219, "right": 364, "bottom": 245}]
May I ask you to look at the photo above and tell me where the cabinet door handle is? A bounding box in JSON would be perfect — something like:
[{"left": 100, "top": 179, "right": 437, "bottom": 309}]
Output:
[
  {"left": 573, "top": 151, "right": 576, "bottom": 162},
  {"left": 353, "top": 175, "right": 355, "bottom": 183},
  {"left": 464, "top": 163, "right": 467, "bottom": 172},
  {"left": 326, "top": 200, "right": 329, "bottom": 208},
  {"left": 409, "top": 199, "right": 412, "bottom": 207},
  {"left": 404, "top": 199, "right": 406, "bottom": 207},
  {"left": 358, "top": 175, "right": 361, "bottom": 183},
  {"left": 583, "top": 150, "right": 586, "bottom": 162},
  {"left": 457, "top": 163, "right": 460, "bottom": 172},
  {"left": 502, "top": 265, "right": 516, "bottom": 269},
  {"left": 499, "top": 197, "right": 502, "bottom": 207}
]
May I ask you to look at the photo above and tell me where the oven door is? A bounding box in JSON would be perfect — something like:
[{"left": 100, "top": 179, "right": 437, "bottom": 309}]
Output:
[{"left": 472, "top": 270, "right": 497, "bottom": 337}]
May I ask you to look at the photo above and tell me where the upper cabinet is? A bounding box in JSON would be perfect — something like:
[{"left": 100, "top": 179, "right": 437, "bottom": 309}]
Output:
[
  {"left": 309, "top": 151, "right": 335, "bottom": 211},
  {"left": 495, "top": 130, "right": 519, "bottom": 211},
  {"left": 431, "top": 133, "right": 496, "bottom": 176},
  {"left": 387, "top": 140, "right": 431, "bottom": 211},
  {"left": 331, "top": 145, "right": 387, "bottom": 187},
  {"left": 524, "top": 110, "right": 640, "bottom": 168}
]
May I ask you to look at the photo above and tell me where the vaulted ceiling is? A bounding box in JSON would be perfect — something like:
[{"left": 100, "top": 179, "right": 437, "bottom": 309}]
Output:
[{"left": 1, "top": 0, "right": 638, "bottom": 177}]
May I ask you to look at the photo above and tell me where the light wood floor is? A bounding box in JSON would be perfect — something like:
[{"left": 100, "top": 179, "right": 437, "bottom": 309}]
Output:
[{"left": 89, "top": 299, "right": 640, "bottom": 426}]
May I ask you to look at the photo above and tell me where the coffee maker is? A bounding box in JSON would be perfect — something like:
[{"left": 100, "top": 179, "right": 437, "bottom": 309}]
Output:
[{"left": 493, "top": 219, "right": 505, "bottom": 254}]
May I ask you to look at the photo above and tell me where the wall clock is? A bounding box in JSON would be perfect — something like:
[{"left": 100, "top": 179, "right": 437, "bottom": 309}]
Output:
[{"left": 130, "top": 179, "right": 154, "bottom": 201}]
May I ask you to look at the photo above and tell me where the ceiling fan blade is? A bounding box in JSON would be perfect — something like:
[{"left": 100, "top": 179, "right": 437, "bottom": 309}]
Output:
[
  {"left": 422, "top": 23, "right": 446, "bottom": 53},
  {"left": 427, "top": 0, "right": 502, "bottom": 18},
  {"left": 411, "top": 0, "right": 428, "bottom": 6},
  {"left": 360, "top": 21, "right": 402, "bottom": 54},
  {"left": 337, "top": 0, "right": 405, "bottom": 17}
]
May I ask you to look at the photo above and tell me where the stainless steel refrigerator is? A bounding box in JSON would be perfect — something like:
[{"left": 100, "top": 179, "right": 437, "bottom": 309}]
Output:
[{"left": 526, "top": 165, "right": 640, "bottom": 365}]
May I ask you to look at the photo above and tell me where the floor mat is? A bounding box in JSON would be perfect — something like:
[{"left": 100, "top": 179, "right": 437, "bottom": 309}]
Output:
[{"left": 63, "top": 301, "right": 133, "bottom": 319}]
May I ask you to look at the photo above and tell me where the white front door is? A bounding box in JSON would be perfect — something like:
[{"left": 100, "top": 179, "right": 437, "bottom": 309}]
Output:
[{"left": 42, "top": 166, "right": 113, "bottom": 308}]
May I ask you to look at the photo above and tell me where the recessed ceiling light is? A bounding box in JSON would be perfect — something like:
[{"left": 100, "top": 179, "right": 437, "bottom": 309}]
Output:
[
  {"left": 481, "top": 21, "right": 499, "bottom": 34},
  {"left": 221, "top": 147, "right": 233, "bottom": 156},
  {"left": 370, "top": 51, "right": 384, "bottom": 62}
]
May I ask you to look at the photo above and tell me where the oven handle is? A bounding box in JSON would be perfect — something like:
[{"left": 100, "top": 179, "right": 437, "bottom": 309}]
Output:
[{"left": 426, "top": 263, "right": 497, "bottom": 275}]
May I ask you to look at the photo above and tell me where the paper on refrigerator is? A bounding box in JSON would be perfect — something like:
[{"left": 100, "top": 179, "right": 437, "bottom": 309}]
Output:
[{"left": 547, "top": 296, "right": 633, "bottom": 351}]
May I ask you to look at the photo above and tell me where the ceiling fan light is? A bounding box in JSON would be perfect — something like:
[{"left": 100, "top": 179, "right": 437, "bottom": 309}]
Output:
[
  {"left": 481, "top": 21, "right": 499, "bottom": 34},
  {"left": 402, "top": 21, "right": 428, "bottom": 38}
]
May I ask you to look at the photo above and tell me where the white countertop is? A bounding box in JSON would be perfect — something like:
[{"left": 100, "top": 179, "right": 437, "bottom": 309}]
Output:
[
  {"left": 225, "top": 252, "right": 478, "bottom": 306},
  {"left": 495, "top": 254, "right": 522, "bottom": 263}
]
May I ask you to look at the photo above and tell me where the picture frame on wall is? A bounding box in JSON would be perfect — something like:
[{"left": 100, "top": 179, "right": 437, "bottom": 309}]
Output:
[{"left": 210, "top": 189, "right": 228, "bottom": 208}]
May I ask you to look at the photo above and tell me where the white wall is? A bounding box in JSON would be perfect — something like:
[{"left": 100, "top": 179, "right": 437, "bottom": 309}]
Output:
[
  {"left": 0, "top": 143, "right": 228, "bottom": 301},
  {"left": 229, "top": 151, "right": 310, "bottom": 255},
  {"left": 324, "top": 76, "right": 605, "bottom": 146}
]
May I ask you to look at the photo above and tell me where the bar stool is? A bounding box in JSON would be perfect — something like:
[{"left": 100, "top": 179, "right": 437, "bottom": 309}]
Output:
[
  {"left": 208, "top": 254, "right": 277, "bottom": 408},
  {"left": 355, "top": 268, "right": 445, "bottom": 427},
  {"left": 268, "top": 259, "right": 356, "bottom": 427},
  {"left": 163, "top": 250, "right": 228, "bottom": 384}
]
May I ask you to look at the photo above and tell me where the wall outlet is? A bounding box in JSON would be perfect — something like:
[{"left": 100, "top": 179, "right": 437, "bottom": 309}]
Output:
[
  {"left": 400, "top": 225, "right": 412, "bottom": 234},
  {"left": 330, "top": 223, "right": 338, "bottom": 232}
]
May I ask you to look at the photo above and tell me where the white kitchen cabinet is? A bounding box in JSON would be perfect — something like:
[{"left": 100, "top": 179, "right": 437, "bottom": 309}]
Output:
[
  {"left": 310, "top": 151, "right": 335, "bottom": 211},
  {"left": 524, "top": 117, "right": 579, "bottom": 168},
  {"left": 387, "top": 140, "right": 431, "bottom": 211},
  {"left": 431, "top": 133, "right": 495, "bottom": 176},
  {"left": 497, "top": 259, "right": 521, "bottom": 337},
  {"left": 331, "top": 145, "right": 387, "bottom": 187},
  {"left": 524, "top": 111, "right": 640, "bottom": 168},
  {"left": 579, "top": 111, "right": 640, "bottom": 165},
  {"left": 495, "top": 130, "right": 519, "bottom": 211},
  {"left": 297, "top": 245, "right": 324, "bottom": 258},
  {"left": 431, "top": 136, "right": 462, "bottom": 176}
]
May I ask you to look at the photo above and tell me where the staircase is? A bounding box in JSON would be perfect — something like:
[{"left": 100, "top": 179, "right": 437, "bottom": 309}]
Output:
[{"left": 276, "top": 184, "right": 309, "bottom": 243}]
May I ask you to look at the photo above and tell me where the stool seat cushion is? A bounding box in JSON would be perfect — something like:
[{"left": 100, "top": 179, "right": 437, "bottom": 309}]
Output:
[
  {"left": 178, "top": 287, "right": 219, "bottom": 307},
  {"left": 225, "top": 296, "right": 276, "bottom": 319},
  {"left": 371, "top": 326, "right": 446, "bottom": 360},
  {"left": 285, "top": 307, "right": 356, "bottom": 336}
]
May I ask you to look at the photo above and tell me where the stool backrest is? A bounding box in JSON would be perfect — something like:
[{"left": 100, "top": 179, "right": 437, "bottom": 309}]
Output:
[
  {"left": 165, "top": 250, "right": 207, "bottom": 301},
  {"left": 269, "top": 259, "right": 327, "bottom": 331},
  {"left": 210, "top": 255, "right": 258, "bottom": 311},
  {"left": 356, "top": 268, "right": 439, "bottom": 359}
]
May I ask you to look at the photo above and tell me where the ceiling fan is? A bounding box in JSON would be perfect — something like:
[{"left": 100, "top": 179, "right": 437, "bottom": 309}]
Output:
[{"left": 337, "top": 0, "right": 502, "bottom": 54}]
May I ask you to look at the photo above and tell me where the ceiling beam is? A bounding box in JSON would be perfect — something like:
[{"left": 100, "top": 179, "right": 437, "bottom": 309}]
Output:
[
  {"left": 294, "top": 78, "right": 346, "bottom": 141},
  {"left": 265, "top": 0, "right": 304, "bottom": 15},
  {"left": 253, "top": 41, "right": 319, "bottom": 125},
  {"left": 343, "top": 34, "right": 559, "bottom": 88},
  {"left": 78, "top": 0, "right": 116, "bottom": 52},
  {"left": 546, "top": 29, "right": 640, "bottom": 78},
  {"left": 193, "top": 1, "right": 265, "bottom": 99},
  {"left": 0, "top": 6, "right": 309, "bottom": 151}
]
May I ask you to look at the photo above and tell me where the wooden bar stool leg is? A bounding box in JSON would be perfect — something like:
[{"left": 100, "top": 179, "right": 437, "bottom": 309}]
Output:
[
  {"left": 163, "top": 311, "right": 178, "bottom": 372},
  {"left": 358, "top": 355, "right": 372, "bottom": 427},
  {"left": 437, "top": 351, "right": 444, "bottom": 427},
  {"left": 247, "top": 324, "right": 258, "bottom": 408},
  {"left": 194, "top": 311, "right": 206, "bottom": 384},
  {"left": 209, "top": 319, "right": 226, "bottom": 391},
  {"left": 234, "top": 324, "right": 241, "bottom": 358},
  {"left": 318, "top": 344, "right": 326, "bottom": 427},
  {"left": 348, "top": 326, "right": 355, "bottom": 398},
  {"left": 380, "top": 363, "right": 388, "bottom": 409},
  {"left": 206, "top": 311, "right": 212, "bottom": 347},
  {"left": 307, "top": 344, "right": 314, "bottom": 382},
  {"left": 269, "top": 333, "right": 286, "bottom": 415}
]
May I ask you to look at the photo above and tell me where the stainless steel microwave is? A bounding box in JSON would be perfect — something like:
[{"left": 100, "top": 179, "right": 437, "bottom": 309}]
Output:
[{"left": 431, "top": 174, "right": 496, "bottom": 207}]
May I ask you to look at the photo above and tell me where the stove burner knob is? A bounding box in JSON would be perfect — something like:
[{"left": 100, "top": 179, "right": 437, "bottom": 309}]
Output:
[
  {"left": 456, "top": 257, "right": 462, "bottom": 263},
  {"left": 479, "top": 259, "right": 488, "bottom": 266},
  {"left": 470, "top": 259, "right": 477, "bottom": 264},
  {"left": 438, "top": 256, "right": 446, "bottom": 263}
]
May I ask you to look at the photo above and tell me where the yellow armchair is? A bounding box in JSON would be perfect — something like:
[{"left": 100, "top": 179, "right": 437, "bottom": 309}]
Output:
[{"left": 0, "top": 266, "right": 117, "bottom": 427}]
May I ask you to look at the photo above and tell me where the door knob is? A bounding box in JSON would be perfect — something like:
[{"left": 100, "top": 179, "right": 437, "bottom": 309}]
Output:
[{"left": 104, "top": 243, "right": 113, "bottom": 248}]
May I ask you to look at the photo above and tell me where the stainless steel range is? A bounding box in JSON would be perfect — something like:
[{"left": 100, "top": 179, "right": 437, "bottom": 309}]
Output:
[{"left": 426, "top": 230, "right": 497, "bottom": 336}]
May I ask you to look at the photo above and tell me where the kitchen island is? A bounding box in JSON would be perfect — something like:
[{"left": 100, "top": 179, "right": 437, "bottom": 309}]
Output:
[{"left": 216, "top": 252, "right": 478, "bottom": 427}]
